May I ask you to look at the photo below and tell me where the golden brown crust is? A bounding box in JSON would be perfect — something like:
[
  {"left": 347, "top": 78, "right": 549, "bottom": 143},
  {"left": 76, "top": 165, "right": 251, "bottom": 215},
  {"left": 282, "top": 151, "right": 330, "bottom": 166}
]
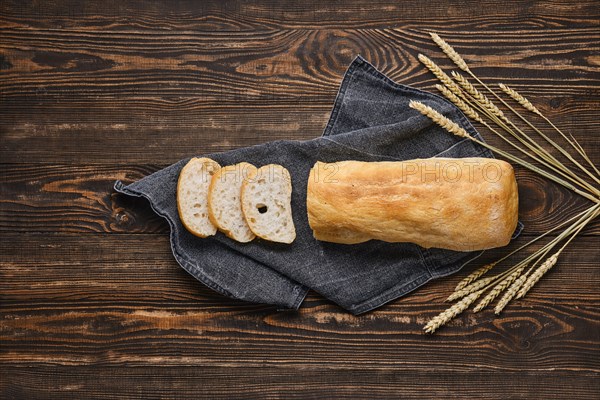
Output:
[
  {"left": 206, "top": 167, "right": 223, "bottom": 233},
  {"left": 307, "top": 158, "right": 518, "bottom": 251}
]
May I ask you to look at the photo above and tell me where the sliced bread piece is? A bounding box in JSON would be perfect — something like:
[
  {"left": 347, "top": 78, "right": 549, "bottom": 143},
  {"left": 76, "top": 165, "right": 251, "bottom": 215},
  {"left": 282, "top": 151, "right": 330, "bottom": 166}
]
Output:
[
  {"left": 177, "top": 157, "right": 221, "bottom": 237},
  {"left": 241, "top": 164, "right": 296, "bottom": 244},
  {"left": 208, "top": 162, "right": 257, "bottom": 243}
]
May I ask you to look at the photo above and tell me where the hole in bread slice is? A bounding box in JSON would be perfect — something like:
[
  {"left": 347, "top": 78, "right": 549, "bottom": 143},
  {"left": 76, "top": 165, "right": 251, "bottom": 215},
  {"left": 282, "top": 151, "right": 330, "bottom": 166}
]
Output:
[{"left": 241, "top": 164, "right": 296, "bottom": 244}]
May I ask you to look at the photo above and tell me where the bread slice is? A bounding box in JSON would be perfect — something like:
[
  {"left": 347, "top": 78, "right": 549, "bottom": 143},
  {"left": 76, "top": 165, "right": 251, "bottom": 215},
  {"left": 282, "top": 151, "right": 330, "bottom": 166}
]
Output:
[
  {"left": 208, "top": 162, "right": 257, "bottom": 243},
  {"left": 177, "top": 157, "right": 221, "bottom": 237},
  {"left": 241, "top": 164, "right": 296, "bottom": 244}
]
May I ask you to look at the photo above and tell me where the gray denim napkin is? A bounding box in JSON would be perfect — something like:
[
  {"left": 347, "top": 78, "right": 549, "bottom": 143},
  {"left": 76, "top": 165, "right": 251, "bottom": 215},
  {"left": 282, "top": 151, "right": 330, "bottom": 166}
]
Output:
[{"left": 114, "top": 56, "right": 522, "bottom": 314}]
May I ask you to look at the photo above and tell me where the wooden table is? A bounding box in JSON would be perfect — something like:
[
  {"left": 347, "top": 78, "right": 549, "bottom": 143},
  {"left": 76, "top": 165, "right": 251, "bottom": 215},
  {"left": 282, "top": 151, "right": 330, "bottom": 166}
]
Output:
[{"left": 1, "top": 1, "right": 598, "bottom": 398}]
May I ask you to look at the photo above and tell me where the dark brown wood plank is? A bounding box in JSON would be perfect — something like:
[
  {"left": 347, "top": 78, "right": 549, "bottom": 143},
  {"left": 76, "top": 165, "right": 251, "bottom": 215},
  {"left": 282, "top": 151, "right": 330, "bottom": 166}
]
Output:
[
  {"left": 1, "top": 0, "right": 598, "bottom": 29},
  {"left": 1, "top": 164, "right": 598, "bottom": 235},
  {"left": 1, "top": 23, "right": 598, "bottom": 163},
  {"left": 1, "top": 234, "right": 598, "bottom": 371},
  {"left": 1, "top": 366, "right": 598, "bottom": 400},
  {"left": 1, "top": 233, "right": 598, "bottom": 305},
  {"left": 1, "top": 95, "right": 597, "bottom": 165}
]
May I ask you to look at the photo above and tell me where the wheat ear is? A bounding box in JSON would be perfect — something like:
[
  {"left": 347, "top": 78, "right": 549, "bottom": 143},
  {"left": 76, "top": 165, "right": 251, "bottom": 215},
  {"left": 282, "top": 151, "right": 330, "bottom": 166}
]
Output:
[
  {"left": 446, "top": 276, "right": 494, "bottom": 302},
  {"left": 452, "top": 72, "right": 505, "bottom": 119},
  {"left": 454, "top": 262, "right": 496, "bottom": 291},
  {"left": 473, "top": 266, "right": 525, "bottom": 312},
  {"left": 418, "top": 54, "right": 463, "bottom": 95},
  {"left": 516, "top": 254, "right": 559, "bottom": 299},
  {"left": 408, "top": 101, "right": 470, "bottom": 139},
  {"left": 495, "top": 275, "right": 527, "bottom": 315},
  {"left": 424, "top": 291, "right": 481, "bottom": 334},
  {"left": 429, "top": 32, "right": 470, "bottom": 72},
  {"left": 433, "top": 34, "right": 600, "bottom": 186},
  {"left": 500, "top": 83, "right": 600, "bottom": 177},
  {"left": 435, "top": 84, "right": 483, "bottom": 123},
  {"left": 498, "top": 84, "right": 541, "bottom": 116},
  {"left": 410, "top": 101, "right": 600, "bottom": 203}
]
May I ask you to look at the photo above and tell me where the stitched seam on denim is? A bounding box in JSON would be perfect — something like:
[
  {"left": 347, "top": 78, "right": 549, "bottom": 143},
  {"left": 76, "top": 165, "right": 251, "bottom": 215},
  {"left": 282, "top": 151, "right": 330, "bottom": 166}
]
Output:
[
  {"left": 321, "top": 136, "right": 406, "bottom": 160},
  {"left": 291, "top": 287, "right": 309, "bottom": 309},
  {"left": 323, "top": 56, "right": 364, "bottom": 137},
  {"left": 432, "top": 250, "right": 484, "bottom": 279},
  {"left": 322, "top": 135, "right": 490, "bottom": 161},
  {"left": 417, "top": 246, "right": 436, "bottom": 278},
  {"left": 349, "top": 272, "right": 432, "bottom": 314}
]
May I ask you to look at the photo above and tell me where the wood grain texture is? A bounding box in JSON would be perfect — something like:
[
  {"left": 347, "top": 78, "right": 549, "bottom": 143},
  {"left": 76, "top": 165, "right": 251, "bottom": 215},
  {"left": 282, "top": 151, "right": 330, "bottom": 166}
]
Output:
[
  {"left": 1, "top": 234, "right": 599, "bottom": 370},
  {"left": 1, "top": 0, "right": 599, "bottom": 398},
  {"left": 2, "top": 366, "right": 597, "bottom": 400},
  {"left": 1, "top": 3, "right": 599, "bottom": 164}
]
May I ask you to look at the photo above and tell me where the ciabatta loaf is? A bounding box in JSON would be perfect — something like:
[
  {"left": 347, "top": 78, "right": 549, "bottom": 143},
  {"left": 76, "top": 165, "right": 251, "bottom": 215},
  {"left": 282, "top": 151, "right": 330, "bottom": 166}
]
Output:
[
  {"left": 241, "top": 164, "right": 296, "bottom": 244},
  {"left": 177, "top": 157, "right": 221, "bottom": 238},
  {"left": 208, "top": 162, "right": 257, "bottom": 243},
  {"left": 307, "top": 158, "right": 518, "bottom": 251}
]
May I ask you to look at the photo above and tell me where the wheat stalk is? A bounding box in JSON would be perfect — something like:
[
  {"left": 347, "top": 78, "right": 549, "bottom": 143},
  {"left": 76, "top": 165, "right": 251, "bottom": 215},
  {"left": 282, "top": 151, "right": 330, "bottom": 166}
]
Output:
[
  {"left": 494, "top": 275, "right": 527, "bottom": 315},
  {"left": 410, "top": 100, "right": 600, "bottom": 203},
  {"left": 473, "top": 266, "right": 525, "bottom": 312},
  {"left": 435, "top": 84, "right": 483, "bottom": 123},
  {"left": 408, "top": 101, "right": 470, "bottom": 139},
  {"left": 452, "top": 72, "right": 505, "bottom": 119},
  {"left": 446, "top": 276, "right": 494, "bottom": 302},
  {"left": 418, "top": 54, "right": 462, "bottom": 95},
  {"left": 429, "top": 32, "right": 470, "bottom": 72},
  {"left": 424, "top": 291, "right": 482, "bottom": 334},
  {"left": 454, "top": 262, "right": 496, "bottom": 291},
  {"left": 499, "top": 84, "right": 541, "bottom": 116},
  {"left": 499, "top": 83, "right": 600, "bottom": 177},
  {"left": 515, "top": 253, "right": 558, "bottom": 299},
  {"left": 429, "top": 33, "right": 600, "bottom": 185}
]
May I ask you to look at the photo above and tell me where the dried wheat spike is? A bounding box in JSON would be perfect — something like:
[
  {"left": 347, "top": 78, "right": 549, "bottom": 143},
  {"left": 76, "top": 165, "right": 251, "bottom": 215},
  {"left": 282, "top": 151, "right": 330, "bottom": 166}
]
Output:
[
  {"left": 473, "top": 266, "right": 525, "bottom": 312},
  {"left": 418, "top": 54, "right": 463, "bottom": 96},
  {"left": 447, "top": 276, "right": 494, "bottom": 302},
  {"left": 516, "top": 254, "right": 559, "bottom": 299},
  {"left": 424, "top": 291, "right": 481, "bottom": 334},
  {"left": 409, "top": 101, "right": 471, "bottom": 139},
  {"left": 494, "top": 274, "right": 527, "bottom": 315},
  {"left": 452, "top": 72, "right": 505, "bottom": 119},
  {"left": 499, "top": 83, "right": 542, "bottom": 116},
  {"left": 435, "top": 84, "right": 483, "bottom": 123},
  {"left": 429, "top": 32, "right": 470, "bottom": 72},
  {"left": 454, "top": 262, "right": 496, "bottom": 291}
]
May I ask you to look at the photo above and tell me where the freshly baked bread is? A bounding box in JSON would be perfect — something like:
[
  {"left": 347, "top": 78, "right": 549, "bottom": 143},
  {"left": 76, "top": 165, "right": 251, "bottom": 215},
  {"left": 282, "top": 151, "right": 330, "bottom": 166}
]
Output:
[
  {"left": 307, "top": 158, "right": 518, "bottom": 251},
  {"left": 208, "top": 162, "right": 257, "bottom": 243},
  {"left": 177, "top": 157, "right": 221, "bottom": 238},
  {"left": 241, "top": 164, "right": 296, "bottom": 244}
]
